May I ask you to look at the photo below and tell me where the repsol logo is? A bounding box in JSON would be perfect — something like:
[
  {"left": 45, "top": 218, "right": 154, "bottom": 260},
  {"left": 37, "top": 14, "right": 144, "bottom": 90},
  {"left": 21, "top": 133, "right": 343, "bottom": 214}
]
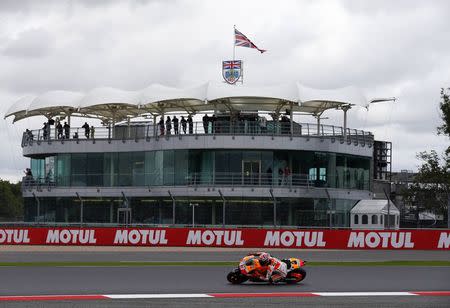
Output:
[
  {"left": 186, "top": 230, "right": 244, "bottom": 246},
  {"left": 437, "top": 232, "right": 450, "bottom": 249},
  {"left": 0, "top": 229, "right": 30, "bottom": 244},
  {"left": 113, "top": 229, "right": 168, "bottom": 245},
  {"left": 46, "top": 229, "right": 97, "bottom": 244},
  {"left": 264, "top": 231, "right": 326, "bottom": 248},
  {"left": 347, "top": 232, "right": 414, "bottom": 248}
]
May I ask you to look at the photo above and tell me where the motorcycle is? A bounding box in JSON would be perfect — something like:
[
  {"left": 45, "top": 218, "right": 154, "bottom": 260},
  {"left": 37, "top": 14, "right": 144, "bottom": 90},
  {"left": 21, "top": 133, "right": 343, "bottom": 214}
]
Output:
[{"left": 227, "top": 254, "right": 307, "bottom": 284}]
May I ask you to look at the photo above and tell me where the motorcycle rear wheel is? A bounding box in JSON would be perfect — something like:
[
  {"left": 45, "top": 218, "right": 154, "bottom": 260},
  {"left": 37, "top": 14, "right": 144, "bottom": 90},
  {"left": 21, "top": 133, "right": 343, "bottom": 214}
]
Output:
[{"left": 227, "top": 270, "right": 248, "bottom": 284}]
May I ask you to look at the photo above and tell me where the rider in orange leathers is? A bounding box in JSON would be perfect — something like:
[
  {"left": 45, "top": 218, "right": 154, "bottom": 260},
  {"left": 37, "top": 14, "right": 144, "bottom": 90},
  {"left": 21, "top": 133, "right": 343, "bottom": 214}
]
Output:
[{"left": 239, "top": 252, "right": 288, "bottom": 283}]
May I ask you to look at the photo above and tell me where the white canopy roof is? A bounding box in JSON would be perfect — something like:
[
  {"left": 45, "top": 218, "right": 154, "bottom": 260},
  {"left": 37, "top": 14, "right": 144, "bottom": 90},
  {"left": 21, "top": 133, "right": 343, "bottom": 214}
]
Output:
[
  {"left": 351, "top": 199, "right": 400, "bottom": 215},
  {"left": 4, "top": 82, "right": 381, "bottom": 123}
]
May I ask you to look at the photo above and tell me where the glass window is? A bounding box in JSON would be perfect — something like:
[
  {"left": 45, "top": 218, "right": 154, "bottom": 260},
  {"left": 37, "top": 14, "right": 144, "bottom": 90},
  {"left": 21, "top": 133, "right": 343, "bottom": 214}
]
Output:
[
  {"left": 362, "top": 214, "right": 368, "bottom": 224},
  {"left": 174, "top": 150, "right": 188, "bottom": 185},
  {"left": 56, "top": 154, "right": 71, "bottom": 186},
  {"left": 31, "top": 158, "right": 45, "bottom": 183},
  {"left": 371, "top": 215, "right": 378, "bottom": 224},
  {"left": 45, "top": 156, "right": 55, "bottom": 183},
  {"left": 87, "top": 153, "right": 103, "bottom": 186},
  {"left": 163, "top": 150, "right": 174, "bottom": 185},
  {"left": 103, "top": 152, "right": 117, "bottom": 186},
  {"left": 354, "top": 215, "right": 359, "bottom": 224},
  {"left": 71, "top": 154, "right": 87, "bottom": 186},
  {"left": 132, "top": 152, "right": 145, "bottom": 186},
  {"left": 118, "top": 152, "right": 132, "bottom": 186}
]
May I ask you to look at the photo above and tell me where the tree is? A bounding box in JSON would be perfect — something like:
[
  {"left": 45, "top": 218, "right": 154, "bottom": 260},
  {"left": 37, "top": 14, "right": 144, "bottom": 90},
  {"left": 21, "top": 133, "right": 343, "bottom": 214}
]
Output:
[
  {"left": 0, "top": 179, "right": 23, "bottom": 220},
  {"left": 403, "top": 88, "right": 450, "bottom": 224}
]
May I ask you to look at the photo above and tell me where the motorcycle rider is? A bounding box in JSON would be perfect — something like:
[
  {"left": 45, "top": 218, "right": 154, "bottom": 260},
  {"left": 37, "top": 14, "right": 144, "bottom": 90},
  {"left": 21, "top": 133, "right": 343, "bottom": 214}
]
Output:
[{"left": 243, "top": 252, "right": 288, "bottom": 283}]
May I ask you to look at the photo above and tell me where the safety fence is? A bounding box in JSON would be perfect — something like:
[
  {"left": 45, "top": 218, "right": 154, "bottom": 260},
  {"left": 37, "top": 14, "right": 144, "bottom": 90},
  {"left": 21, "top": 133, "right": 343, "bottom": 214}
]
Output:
[
  {"left": 21, "top": 121, "right": 374, "bottom": 147},
  {"left": 0, "top": 227, "right": 448, "bottom": 250}
]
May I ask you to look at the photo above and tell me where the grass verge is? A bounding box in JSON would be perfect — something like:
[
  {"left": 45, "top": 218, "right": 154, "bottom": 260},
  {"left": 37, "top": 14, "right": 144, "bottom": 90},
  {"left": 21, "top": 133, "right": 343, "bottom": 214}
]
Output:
[{"left": 0, "top": 260, "right": 449, "bottom": 267}]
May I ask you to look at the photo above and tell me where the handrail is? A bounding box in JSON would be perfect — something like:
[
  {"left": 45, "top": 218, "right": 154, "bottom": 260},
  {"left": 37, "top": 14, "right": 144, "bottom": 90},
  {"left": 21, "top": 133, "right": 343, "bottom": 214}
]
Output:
[
  {"left": 21, "top": 171, "right": 370, "bottom": 191},
  {"left": 21, "top": 121, "right": 374, "bottom": 147}
]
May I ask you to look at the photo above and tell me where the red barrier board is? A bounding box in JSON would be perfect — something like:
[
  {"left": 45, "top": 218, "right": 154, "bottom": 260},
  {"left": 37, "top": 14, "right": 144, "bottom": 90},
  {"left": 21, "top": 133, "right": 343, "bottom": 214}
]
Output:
[{"left": 0, "top": 227, "right": 449, "bottom": 250}]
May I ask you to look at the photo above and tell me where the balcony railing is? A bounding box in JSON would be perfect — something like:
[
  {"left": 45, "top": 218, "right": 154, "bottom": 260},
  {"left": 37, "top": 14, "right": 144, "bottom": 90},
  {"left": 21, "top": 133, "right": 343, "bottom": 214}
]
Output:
[
  {"left": 21, "top": 121, "right": 374, "bottom": 147},
  {"left": 22, "top": 171, "right": 370, "bottom": 191}
]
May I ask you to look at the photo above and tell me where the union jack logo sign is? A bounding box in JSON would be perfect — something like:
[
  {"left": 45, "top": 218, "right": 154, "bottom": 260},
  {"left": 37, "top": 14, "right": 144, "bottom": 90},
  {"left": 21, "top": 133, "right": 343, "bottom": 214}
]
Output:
[{"left": 222, "top": 60, "right": 242, "bottom": 84}]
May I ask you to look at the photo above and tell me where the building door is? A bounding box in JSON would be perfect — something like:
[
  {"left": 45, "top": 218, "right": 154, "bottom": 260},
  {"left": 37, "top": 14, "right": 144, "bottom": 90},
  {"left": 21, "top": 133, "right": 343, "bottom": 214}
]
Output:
[{"left": 242, "top": 160, "right": 261, "bottom": 185}]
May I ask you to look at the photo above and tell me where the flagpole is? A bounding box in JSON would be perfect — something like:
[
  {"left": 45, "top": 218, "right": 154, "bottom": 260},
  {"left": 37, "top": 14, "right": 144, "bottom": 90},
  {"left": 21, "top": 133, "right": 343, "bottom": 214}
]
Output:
[{"left": 233, "top": 25, "right": 236, "bottom": 61}]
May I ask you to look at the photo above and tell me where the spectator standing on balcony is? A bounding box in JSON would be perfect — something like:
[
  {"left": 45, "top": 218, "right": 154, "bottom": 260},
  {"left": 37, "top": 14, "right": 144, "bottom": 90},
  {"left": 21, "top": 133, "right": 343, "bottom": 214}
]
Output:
[
  {"left": 82, "top": 122, "right": 90, "bottom": 138},
  {"left": 259, "top": 116, "right": 267, "bottom": 134},
  {"left": 278, "top": 168, "right": 283, "bottom": 186},
  {"left": 187, "top": 115, "right": 193, "bottom": 134},
  {"left": 284, "top": 165, "right": 291, "bottom": 185},
  {"left": 56, "top": 122, "right": 63, "bottom": 139},
  {"left": 158, "top": 117, "right": 165, "bottom": 135},
  {"left": 63, "top": 122, "right": 70, "bottom": 139},
  {"left": 90, "top": 125, "right": 95, "bottom": 139},
  {"left": 23, "top": 168, "right": 33, "bottom": 186},
  {"left": 42, "top": 122, "right": 48, "bottom": 140},
  {"left": 172, "top": 116, "right": 179, "bottom": 134},
  {"left": 180, "top": 116, "right": 187, "bottom": 134},
  {"left": 24, "top": 168, "right": 32, "bottom": 177},
  {"left": 165, "top": 116, "right": 172, "bottom": 135},
  {"left": 202, "top": 114, "right": 209, "bottom": 133}
]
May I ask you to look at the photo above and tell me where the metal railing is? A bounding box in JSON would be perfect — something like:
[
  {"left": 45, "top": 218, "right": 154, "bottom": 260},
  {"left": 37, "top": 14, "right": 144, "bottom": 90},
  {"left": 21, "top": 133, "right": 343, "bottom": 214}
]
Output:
[
  {"left": 21, "top": 172, "right": 370, "bottom": 191},
  {"left": 21, "top": 121, "right": 374, "bottom": 147}
]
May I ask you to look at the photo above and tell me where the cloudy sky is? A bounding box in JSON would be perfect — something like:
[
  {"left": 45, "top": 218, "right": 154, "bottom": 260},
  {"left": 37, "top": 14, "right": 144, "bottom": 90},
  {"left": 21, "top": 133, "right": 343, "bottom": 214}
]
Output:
[{"left": 1, "top": 0, "right": 449, "bottom": 182}]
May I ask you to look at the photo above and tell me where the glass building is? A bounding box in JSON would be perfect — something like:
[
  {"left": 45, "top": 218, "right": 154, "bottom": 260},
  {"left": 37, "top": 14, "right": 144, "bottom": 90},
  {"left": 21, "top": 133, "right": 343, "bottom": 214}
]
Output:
[{"left": 6, "top": 82, "right": 388, "bottom": 227}]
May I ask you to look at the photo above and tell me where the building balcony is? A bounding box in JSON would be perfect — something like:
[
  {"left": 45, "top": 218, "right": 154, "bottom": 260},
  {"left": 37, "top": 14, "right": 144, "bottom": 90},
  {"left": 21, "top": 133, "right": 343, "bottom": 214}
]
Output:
[{"left": 21, "top": 121, "right": 374, "bottom": 157}]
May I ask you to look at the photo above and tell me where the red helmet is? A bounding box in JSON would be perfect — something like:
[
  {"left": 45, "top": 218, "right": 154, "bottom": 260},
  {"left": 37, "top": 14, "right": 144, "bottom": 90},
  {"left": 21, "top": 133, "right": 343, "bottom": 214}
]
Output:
[{"left": 259, "top": 252, "right": 270, "bottom": 265}]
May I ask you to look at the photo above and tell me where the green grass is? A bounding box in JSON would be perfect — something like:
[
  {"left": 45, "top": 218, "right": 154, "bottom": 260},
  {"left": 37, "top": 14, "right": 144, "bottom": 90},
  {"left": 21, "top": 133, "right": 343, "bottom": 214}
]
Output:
[{"left": 0, "top": 260, "right": 449, "bottom": 267}]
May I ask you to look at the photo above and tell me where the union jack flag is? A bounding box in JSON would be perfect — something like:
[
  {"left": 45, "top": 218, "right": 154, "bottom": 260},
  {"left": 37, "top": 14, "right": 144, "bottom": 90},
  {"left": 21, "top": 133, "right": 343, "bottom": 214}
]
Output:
[
  {"left": 223, "top": 60, "right": 242, "bottom": 70},
  {"left": 234, "top": 28, "right": 266, "bottom": 54}
]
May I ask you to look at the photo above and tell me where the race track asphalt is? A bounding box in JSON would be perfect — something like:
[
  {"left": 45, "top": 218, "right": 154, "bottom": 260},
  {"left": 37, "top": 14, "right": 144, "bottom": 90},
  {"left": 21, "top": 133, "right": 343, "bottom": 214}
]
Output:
[
  {"left": 0, "top": 250, "right": 449, "bottom": 307},
  {"left": 1, "top": 249, "right": 449, "bottom": 262}
]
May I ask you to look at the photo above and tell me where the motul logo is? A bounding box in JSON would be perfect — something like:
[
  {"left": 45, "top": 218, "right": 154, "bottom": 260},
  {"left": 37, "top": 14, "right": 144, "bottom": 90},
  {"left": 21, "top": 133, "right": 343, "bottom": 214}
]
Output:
[
  {"left": 46, "top": 229, "right": 97, "bottom": 244},
  {"left": 113, "top": 229, "right": 168, "bottom": 245},
  {"left": 437, "top": 232, "right": 450, "bottom": 249},
  {"left": 264, "top": 231, "right": 326, "bottom": 247},
  {"left": 0, "top": 229, "right": 30, "bottom": 244},
  {"left": 347, "top": 232, "right": 414, "bottom": 248},
  {"left": 186, "top": 230, "right": 244, "bottom": 246}
]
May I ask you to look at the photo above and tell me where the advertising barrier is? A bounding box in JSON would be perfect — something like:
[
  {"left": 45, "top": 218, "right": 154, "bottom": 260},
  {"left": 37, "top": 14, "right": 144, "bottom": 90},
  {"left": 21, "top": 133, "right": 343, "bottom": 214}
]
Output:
[{"left": 0, "top": 227, "right": 449, "bottom": 250}]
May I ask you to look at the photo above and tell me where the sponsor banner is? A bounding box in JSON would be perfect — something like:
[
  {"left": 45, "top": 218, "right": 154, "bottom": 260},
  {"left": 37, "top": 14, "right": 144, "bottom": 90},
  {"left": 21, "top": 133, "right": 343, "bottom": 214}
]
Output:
[{"left": 0, "top": 227, "right": 449, "bottom": 250}]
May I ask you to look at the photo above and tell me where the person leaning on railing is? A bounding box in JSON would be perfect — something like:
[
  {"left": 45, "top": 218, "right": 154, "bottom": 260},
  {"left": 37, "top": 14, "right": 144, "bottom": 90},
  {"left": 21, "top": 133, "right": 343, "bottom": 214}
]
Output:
[
  {"left": 63, "top": 122, "right": 70, "bottom": 139},
  {"left": 90, "top": 125, "right": 95, "bottom": 139}
]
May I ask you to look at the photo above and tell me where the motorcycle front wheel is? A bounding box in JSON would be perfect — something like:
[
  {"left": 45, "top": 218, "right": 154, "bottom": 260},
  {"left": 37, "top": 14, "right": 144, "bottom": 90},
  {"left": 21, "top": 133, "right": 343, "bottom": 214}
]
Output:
[{"left": 286, "top": 268, "right": 306, "bottom": 284}]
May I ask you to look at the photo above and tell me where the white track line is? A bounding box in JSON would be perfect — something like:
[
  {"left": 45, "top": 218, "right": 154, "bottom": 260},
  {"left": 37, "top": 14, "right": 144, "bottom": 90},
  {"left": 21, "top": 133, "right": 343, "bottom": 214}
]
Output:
[{"left": 314, "top": 292, "right": 416, "bottom": 297}]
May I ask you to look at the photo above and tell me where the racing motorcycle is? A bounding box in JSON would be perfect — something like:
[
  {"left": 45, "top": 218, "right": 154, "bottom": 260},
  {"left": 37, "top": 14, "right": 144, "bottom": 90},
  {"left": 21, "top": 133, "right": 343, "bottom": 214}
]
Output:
[{"left": 227, "top": 254, "right": 307, "bottom": 284}]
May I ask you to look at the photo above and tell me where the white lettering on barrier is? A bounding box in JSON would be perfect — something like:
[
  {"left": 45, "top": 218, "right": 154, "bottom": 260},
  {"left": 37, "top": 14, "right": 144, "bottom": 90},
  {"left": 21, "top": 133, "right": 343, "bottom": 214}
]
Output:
[
  {"left": 186, "top": 230, "right": 244, "bottom": 246},
  {"left": 113, "top": 230, "right": 168, "bottom": 245},
  {"left": 437, "top": 233, "right": 450, "bottom": 249},
  {"left": 347, "top": 232, "right": 414, "bottom": 248},
  {"left": 46, "top": 229, "right": 96, "bottom": 244},
  {"left": 0, "top": 229, "right": 30, "bottom": 244},
  {"left": 264, "top": 231, "right": 326, "bottom": 248}
]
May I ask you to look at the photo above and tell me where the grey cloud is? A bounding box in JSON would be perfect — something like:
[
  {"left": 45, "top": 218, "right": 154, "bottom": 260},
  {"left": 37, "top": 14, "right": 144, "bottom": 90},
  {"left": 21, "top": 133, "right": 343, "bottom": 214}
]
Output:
[{"left": 2, "top": 29, "right": 53, "bottom": 58}]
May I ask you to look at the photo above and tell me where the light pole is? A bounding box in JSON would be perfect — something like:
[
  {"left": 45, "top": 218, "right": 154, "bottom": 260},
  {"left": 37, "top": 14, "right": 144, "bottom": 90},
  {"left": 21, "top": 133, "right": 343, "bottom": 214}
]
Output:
[{"left": 190, "top": 203, "right": 199, "bottom": 228}]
